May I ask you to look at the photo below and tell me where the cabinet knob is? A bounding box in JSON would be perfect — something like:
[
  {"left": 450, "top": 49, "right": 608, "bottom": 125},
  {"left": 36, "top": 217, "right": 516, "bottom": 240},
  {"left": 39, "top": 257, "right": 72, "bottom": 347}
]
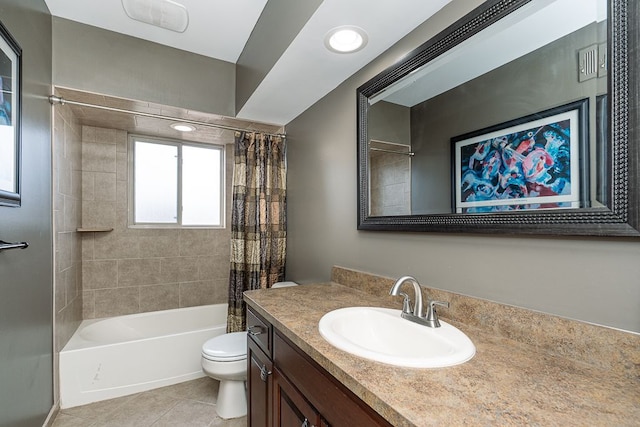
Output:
[
  {"left": 247, "top": 325, "right": 263, "bottom": 336},
  {"left": 260, "top": 365, "right": 272, "bottom": 382}
]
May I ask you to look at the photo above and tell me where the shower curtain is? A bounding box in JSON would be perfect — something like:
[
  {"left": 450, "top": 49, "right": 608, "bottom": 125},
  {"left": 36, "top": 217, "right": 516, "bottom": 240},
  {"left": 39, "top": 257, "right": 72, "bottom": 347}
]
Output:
[{"left": 227, "top": 131, "right": 287, "bottom": 333}]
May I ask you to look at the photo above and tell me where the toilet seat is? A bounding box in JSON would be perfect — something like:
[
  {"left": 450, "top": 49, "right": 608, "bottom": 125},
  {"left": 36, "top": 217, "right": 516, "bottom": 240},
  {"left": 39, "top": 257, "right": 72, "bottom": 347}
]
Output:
[{"left": 202, "top": 331, "right": 247, "bottom": 362}]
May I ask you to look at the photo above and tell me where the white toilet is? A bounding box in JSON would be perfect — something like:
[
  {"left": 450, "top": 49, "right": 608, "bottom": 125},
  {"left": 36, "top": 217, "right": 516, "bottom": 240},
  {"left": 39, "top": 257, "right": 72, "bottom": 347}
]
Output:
[{"left": 201, "top": 281, "right": 298, "bottom": 419}]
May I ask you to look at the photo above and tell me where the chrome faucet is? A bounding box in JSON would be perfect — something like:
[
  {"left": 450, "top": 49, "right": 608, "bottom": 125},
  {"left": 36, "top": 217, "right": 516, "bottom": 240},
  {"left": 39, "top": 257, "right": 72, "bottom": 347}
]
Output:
[
  {"left": 389, "top": 276, "right": 424, "bottom": 317},
  {"left": 389, "top": 276, "right": 449, "bottom": 328}
]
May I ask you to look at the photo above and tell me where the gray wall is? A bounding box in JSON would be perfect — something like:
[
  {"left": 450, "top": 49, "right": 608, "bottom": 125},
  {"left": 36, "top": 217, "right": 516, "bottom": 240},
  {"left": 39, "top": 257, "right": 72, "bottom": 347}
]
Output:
[
  {"left": 285, "top": 0, "right": 640, "bottom": 333},
  {"left": 368, "top": 101, "right": 410, "bottom": 145},
  {"left": 0, "top": 0, "right": 54, "bottom": 425},
  {"left": 52, "top": 18, "right": 236, "bottom": 116}
]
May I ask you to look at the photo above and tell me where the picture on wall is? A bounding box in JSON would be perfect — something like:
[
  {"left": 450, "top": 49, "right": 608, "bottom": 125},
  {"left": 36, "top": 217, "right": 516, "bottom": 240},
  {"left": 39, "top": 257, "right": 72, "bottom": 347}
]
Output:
[
  {"left": 452, "top": 99, "right": 588, "bottom": 213},
  {"left": 0, "top": 19, "right": 21, "bottom": 207}
]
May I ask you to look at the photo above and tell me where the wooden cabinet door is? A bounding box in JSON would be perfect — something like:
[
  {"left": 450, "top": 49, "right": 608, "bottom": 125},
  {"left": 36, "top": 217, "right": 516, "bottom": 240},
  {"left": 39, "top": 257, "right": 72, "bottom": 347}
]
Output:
[
  {"left": 273, "top": 367, "right": 323, "bottom": 427},
  {"left": 248, "top": 337, "right": 273, "bottom": 427},
  {"left": 273, "top": 332, "right": 393, "bottom": 427}
]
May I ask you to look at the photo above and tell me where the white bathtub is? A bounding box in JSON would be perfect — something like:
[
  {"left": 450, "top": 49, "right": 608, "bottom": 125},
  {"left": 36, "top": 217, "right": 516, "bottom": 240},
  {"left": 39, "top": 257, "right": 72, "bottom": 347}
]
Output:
[{"left": 59, "top": 304, "right": 227, "bottom": 409}]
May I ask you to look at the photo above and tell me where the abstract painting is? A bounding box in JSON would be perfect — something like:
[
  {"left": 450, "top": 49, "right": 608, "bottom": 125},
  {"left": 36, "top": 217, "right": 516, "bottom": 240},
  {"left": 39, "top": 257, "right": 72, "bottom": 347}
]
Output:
[{"left": 452, "top": 99, "right": 588, "bottom": 213}]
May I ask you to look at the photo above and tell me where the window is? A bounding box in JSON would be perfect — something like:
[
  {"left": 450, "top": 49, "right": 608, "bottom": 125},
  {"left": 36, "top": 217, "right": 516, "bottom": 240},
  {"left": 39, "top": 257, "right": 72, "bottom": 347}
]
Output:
[{"left": 129, "top": 136, "right": 224, "bottom": 227}]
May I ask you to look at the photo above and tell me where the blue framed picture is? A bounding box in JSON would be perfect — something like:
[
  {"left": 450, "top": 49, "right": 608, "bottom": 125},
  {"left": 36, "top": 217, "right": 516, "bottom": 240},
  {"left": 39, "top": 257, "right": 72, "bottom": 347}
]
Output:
[{"left": 452, "top": 99, "right": 589, "bottom": 214}]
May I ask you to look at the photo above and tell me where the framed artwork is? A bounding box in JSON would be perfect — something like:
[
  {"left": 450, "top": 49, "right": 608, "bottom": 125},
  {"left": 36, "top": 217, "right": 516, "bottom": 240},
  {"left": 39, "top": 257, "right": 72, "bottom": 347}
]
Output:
[
  {"left": 452, "top": 99, "right": 588, "bottom": 213},
  {"left": 0, "top": 19, "right": 21, "bottom": 207}
]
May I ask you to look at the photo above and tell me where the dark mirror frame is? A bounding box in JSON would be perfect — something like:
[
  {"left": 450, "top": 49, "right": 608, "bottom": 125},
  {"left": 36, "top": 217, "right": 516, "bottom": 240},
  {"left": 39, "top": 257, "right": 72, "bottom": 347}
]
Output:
[{"left": 357, "top": 0, "right": 639, "bottom": 237}]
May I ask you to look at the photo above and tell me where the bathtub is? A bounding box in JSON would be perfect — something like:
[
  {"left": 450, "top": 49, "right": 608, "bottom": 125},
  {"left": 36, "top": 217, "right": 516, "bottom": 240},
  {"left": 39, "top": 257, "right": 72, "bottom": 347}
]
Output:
[{"left": 59, "top": 304, "right": 227, "bottom": 409}]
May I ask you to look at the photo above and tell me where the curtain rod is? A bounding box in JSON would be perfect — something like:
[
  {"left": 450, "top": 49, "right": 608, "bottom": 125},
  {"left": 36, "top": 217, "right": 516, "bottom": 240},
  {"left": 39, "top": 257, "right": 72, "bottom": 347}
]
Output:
[{"left": 48, "top": 95, "right": 286, "bottom": 138}]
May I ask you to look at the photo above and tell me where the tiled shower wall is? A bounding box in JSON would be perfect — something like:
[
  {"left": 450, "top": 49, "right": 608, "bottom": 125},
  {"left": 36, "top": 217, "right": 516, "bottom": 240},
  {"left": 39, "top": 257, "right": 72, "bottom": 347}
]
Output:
[
  {"left": 53, "top": 103, "right": 83, "bottom": 403},
  {"left": 369, "top": 151, "right": 411, "bottom": 216},
  {"left": 81, "top": 126, "right": 233, "bottom": 319},
  {"left": 53, "top": 105, "right": 83, "bottom": 348}
]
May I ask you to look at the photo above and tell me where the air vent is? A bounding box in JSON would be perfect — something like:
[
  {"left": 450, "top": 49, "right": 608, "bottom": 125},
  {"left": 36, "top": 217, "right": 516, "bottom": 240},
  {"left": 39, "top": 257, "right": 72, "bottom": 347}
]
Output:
[{"left": 578, "top": 44, "right": 598, "bottom": 82}]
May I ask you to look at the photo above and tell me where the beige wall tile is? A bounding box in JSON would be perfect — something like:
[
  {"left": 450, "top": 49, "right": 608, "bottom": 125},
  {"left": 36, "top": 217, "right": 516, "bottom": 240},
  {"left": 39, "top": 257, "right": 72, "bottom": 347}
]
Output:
[
  {"left": 58, "top": 158, "right": 73, "bottom": 196},
  {"left": 72, "top": 169, "right": 82, "bottom": 200},
  {"left": 138, "top": 235, "right": 179, "bottom": 258},
  {"left": 140, "top": 284, "right": 180, "bottom": 313},
  {"left": 83, "top": 142, "right": 116, "bottom": 172},
  {"left": 158, "top": 256, "right": 202, "bottom": 284},
  {"left": 210, "top": 277, "right": 228, "bottom": 304},
  {"left": 82, "top": 290, "right": 95, "bottom": 319},
  {"left": 115, "top": 130, "right": 128, "bottom": 153},
  {"left": 116, "top": 152, "right": 128, "bottom": 181},
  {"left": 179, "top": 229, "right": 217, "bottom": 256},
  {"left": 57, "top": 232, "right": 73, "bottom": 272},
  {"left": 94, "top": 127, "right": 119, "bottom": 144},
  {"left": 179, "top": 281, "right": 216, "bottom": 307},
  {"left": 82, "top": 200, "right": 116, "bottom": 228},
  {"left": 159, "top": 257, "right": 180, "bottom": 283},
  {"left": 81, "top": 233, "right": 95, "bottom": 260},
  {"left": 118, "top": 258, "right": 162, "bottom": 287},
  {"left": 94, "top": 287, "right": 139, "bottom": 318},
  {"left": 83, "top": 260, "right": 118, "bottom": 289},
  {"left": 64, "top": 196, "right": 81, "bottom": 233},
  {"left": 178, "top": 257, "right": 201, "bottom": 282},
  {"left": 82, "top": 171, "right": 95, "bottom": 201},
  {"left": 93, "top": 232, "right": 140, "bottom": 259},
  {"left": 54, "top": 269, "right": 66, "bottom": 314},
  {"left": 82, "top": 126, "right": 96, "bottom": 142},
  {"left": 116, "top": 180, "right": 128, "bottom": 221},
  {"left": 198, "top": 256, "right": 229, "bottom": 281},
  {"left": 64, "top": 265, "right": 78, "bottom": 305},
  {"left": 94, "top": 172, "right": 117, "bottom": 202}
]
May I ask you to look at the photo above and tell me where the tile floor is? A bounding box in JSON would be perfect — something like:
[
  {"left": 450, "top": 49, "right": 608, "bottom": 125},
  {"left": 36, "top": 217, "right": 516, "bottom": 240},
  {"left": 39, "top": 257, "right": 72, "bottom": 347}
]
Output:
[{"left": 52, "top": 378, "right": 246, "bottom": 427}]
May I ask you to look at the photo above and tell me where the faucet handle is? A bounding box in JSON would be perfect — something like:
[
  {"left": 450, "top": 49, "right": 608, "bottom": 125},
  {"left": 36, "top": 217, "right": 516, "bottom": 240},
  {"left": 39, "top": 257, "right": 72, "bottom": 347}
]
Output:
[
  {"left": 398, "top": 292, "right": 412, "bottom": 314},
  {"left": 425, "top": 299, "right": 449, "bottom": 327}
]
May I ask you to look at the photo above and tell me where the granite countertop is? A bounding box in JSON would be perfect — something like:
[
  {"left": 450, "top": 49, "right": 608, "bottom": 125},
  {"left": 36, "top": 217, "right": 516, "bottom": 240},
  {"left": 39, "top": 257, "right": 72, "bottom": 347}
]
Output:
[{"left": 244, "top": 282, "right": 640, "bottom": 427}]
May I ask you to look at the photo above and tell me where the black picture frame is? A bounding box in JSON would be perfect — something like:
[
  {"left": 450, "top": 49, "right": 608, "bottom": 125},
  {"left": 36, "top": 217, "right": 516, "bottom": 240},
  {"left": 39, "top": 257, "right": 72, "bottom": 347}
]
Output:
[
  {"left": 0, "top": 19, "right": 22, "bottom": 207},
  {"left": 450, "top": 99, "right": 589, "bottom": 214}
]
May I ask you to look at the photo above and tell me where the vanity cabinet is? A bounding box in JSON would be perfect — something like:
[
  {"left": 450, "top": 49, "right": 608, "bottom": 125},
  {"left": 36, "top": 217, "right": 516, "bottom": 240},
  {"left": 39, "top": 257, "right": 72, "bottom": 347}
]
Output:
[
  {"left": 247, "top": 309, "right": 273, "bottom": 427},
  {"left": 246, "top": 307, "right": 392, "bottom": 427}
]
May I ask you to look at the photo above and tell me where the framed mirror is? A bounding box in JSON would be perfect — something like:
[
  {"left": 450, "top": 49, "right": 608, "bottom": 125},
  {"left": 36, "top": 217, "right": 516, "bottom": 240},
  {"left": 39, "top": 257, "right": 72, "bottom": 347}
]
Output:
[{"left": 357, "top": 0, "right": 639, "bottom": 236}]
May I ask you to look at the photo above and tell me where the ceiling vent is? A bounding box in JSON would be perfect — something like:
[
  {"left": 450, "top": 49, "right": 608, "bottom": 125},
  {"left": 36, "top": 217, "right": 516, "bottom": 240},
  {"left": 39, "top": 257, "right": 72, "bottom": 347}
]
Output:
[{"left": 121, "top": 0, "right": 189, "bottom": 33}]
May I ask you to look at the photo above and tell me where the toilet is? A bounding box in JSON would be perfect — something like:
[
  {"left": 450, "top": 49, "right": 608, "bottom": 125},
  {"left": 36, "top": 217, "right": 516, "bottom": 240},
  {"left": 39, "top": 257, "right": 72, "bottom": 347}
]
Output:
[{"left": 201, "top": 281, "right": 298, "bottom": 419}]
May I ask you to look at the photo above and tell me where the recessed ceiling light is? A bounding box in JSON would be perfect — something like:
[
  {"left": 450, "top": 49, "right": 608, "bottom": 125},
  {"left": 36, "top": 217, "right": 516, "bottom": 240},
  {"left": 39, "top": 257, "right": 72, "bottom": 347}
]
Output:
[
  {"left": 324, "top": 26, "right": 368, "bottom": 54},
  {"left": 121, "top": 0, "right": 189, "bottom": 33},
  {"left": 170, "top": 123, "right": 195, "bottom": 132}
]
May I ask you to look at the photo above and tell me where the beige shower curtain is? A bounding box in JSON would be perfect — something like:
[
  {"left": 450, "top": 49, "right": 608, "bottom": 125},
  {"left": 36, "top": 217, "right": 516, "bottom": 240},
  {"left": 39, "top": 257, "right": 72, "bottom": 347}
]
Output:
[{"left": 227, "top": 131, "right": 287, "bottom": 332}]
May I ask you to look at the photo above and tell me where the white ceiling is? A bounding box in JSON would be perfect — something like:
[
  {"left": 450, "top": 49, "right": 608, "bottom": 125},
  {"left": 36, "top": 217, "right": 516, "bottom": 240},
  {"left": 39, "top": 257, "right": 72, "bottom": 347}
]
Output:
[{"left": 43, "top": 0, "right": 451, "bottom": 125}]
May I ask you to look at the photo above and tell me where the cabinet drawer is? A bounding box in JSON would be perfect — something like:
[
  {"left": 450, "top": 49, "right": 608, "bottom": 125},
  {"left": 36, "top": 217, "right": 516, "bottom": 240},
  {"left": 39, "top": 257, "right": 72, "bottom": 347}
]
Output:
[
  {"left": 247, "top": 308, "right": 272, "bottom": 356},
  {"left": 274, "top": 332, "right": 392, "bottom": 427}
]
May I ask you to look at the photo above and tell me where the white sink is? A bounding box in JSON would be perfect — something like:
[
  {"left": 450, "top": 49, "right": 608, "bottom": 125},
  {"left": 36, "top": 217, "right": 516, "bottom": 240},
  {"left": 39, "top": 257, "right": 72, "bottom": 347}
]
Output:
[{"left": 318, "top": 307, "right": 475, "bottom": 368}]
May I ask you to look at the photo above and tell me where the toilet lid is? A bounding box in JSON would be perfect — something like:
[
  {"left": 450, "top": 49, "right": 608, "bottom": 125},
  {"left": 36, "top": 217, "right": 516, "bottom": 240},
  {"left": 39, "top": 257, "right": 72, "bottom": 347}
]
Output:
[{"left": 202, "top": 332, "right": 247, "bottom": 362}]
